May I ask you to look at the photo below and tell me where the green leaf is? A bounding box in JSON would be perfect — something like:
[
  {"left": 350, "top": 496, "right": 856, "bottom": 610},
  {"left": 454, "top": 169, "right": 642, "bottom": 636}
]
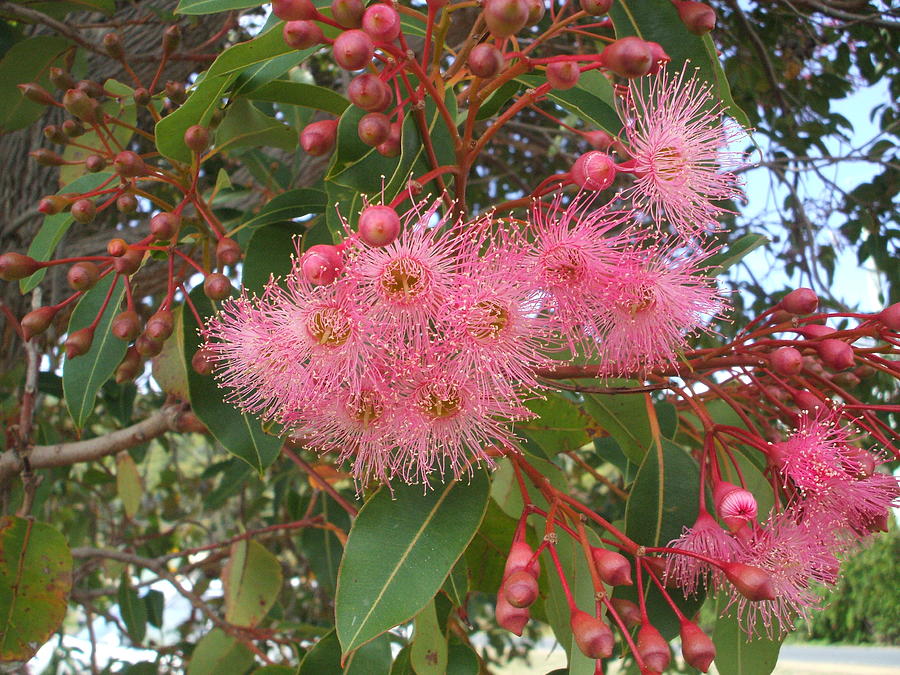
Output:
[
  {"left": 582, "top": 388, "right": 652, "bottom": 465},
  {"left": 224, "top": 539, "right": 283, "bottom": 628},
  {"left": 335, "top": 472, "right": 490, "bottom": 654},
  {"left": 442, "top": 556, "right": 468, "bottom": 609},
  {"left": 491, "top": 455, "right": 568, "bottom": 519},
  {"left": 301, "top": 493, "right": 351, "bottom": 596},
  {"left": 237, "top": 187, "right": 327, "bottom": 234},
  {"left": 183, "top": 287, "right": 283, "bottom": 472},
  {"left": 464, "top": 501, "right": 518, "bottom": 595},
  {"left": 215, "top": 98, "right": 296, "bottom": 155},
  {"left": 618, "top": 438, "right": 703, "bottom": 638},
  {"left": 116, "top": 452, "right": 143, "bottom": 518},
  {"left": 245, "top": 80, "right": 350, "bottom": 115},
  {"left": 63, "top": 274, "right": 128, "bottom": 429},
  {"left": 705, "top": 234, "right": 769, "bottom": 277},
  {"left": 143, "top": 589, "right": 164, "bottom": 629},
  {"left": 242, "top": 222, "right": 304, "bottom": 295},
  {"left": 446, "top": 641, "right": 480, "bottom": 675},
  {"left": 519, "top": 393, "right": 592, "bottom": 456},
  {"left": 411, "top": 599, "right": 448, "bottom": 675},
  {"left": 298, "top": 629, "right": 392, "bottom": 675},
  {"left": 187, "top": 628, "right": 255, "bottom": 675},
  {"left": 608, "top": 0, "right": 749, "bottom": 127},
  {"left": 21, "top": 172, "right": 115, "bottom": 293},
  {"left": 475, "top": 80, "right": 521, "bottom": 121},
  {"left": 176, "top": 0, "right": 262, "bottom": 14},
  {"left": 0, "top": 516, "right": 72, "bottom": 661},
  {"left": 252, "top": 667, "right": 295, "bottom": 675},
  {"left": 118, "top": 574, "right": 147, "bottom": 644},
  {"left": 517, "top": 70, "right": 621, "bottom": 134},
  {"left": 713, "top": 597, "right": 784, "bottom": 675},
  {"left": 0, "top": 36, "right": 71, "bottom": 133},
  {"left": 156, "top": 24, "right": 320, "bottom": 163}
]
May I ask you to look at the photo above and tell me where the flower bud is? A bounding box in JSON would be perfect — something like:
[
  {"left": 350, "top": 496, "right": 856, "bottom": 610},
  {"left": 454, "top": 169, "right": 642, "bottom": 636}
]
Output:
[
  {"left": 546, "top": 61, "right": 580, "bottom": 90},
  {"left": 62, "top": 119, "right": 86, "bottom": 138},
  {"left": 184, "top": 124, "right": 210, "bottom": 153},
  {"left": 301, "top": 244, "right": 344, "bottom": 285},
  {"left": 817, "top": 339, "right": 854, "bottom": 371},
  {"left": 114, "top": 150, "right": 147, "bottom": 178},
  {"left": 85, "top": 155, "right": 107, "bottom": 173},
  {"left": 150, "top": 211, "right": 181, "bottom": 240},
  {"left": 673, "top": 0, "right": 716, "bottom": 34},
  {"left": 135, "top": 333, "right": 164, "bottom": 358},
  {"left": 108, "top": 238, "right": 129, "bottom": 257},
  {"left": 43, "top": 125, "right": 68, "bottom": 145},
  {"left": 165, "top": 80, "right": 187, "bottom": 105},
  {"left": 571, "top": 151, "right": 616, "bottom": 191},
  {"left": 591, "top": 547, "right": 633, "bottom": 586},
  {"left": 781, "top": 287, "right": 818, "bottom": 315},
  {"left": 112, "top": 310, "right": 142, "bottom": 341},
  {"left": 770, "top": 346, "right": 802, "bottom": 376},
  {"left": 611, "top": 597, "right": 641, "bottom": 628},
  {"left": 66, "top": 326, "right": 95, "bottom": 359},
  {"left": 204, "top": 273, "right": 232, "bottom": 301},
  {"left": 162, "top": 25, "right": 181, "bottom": 55},
  {"left": 38, "top": 195, "right": 68, "bottom": 215},
  {"left": 798, "top": 323, "right": 835, "bottom": 339},
  {"left": 103, "top": 32, "right": 125, "bottom": 59},
  {"left": 584, "top": 129, "right": 614, "bottom": 151},
  {"left": 348, "top": 73, "right": 392, "bottom": 112},
  {"left": 483, "top": 0, "right": 529, "bottom": 38},
  {"left": 502, "top": 569, "right": 539, "bottom": 608},
  {"left": 602, "top": 37, "right": 654, "bottom": 78},
  {"left": 523, "top": 0, "right": 545, "bottom": 25},
  {"left": 503, "top": 541, "right": 540, "bottom": 579},
  {"left": 468, "top": 43, "right": 504, "bottom": 78},
  {"left": 62, "top": 89, "right": 98, "bottom": 122},
  {"left": 376, "top": 122, "right": 402, "bottom": 157},
  {"left": 680, "top": 620, "right": 715, "bottom": 672},
  {"left": 76, "top": 79, "right": 105, "bottom": 98},
  {"left": 133, "top": 87, "right": 152, "bottom": 106},
  {"left": 0, "top": 252, "right": 41, "bottom": 281},
  {"left": 49, "top": 67, "right": 75, "bottom": 91},
  {"left": 283, "top": 20, "right": 324, "bottom": 50},
  {"left": 571, "top": 610, "right": 614, "bottom": 659},
  {"left": 70, "top": 199, "right": 97, "bottom": 224},
  {"left": 580, "top": 0, "right": 613, "bottom": 14},
  {"left": 22, "top": 306, "right": 57, "bottom": 340},
  {"left": 359, "top": 205, "right": 401, "bottom": 247},
  {"left": 717, "top": 488, "right": 758, "bottom": 531},
  {"left": 495, "top": 594, "right": 529, "bottom": 636},
  {"left": 117, "top": 194, "right": 139, "bottom": 214},
  {"left": 145, "top": 310, "right": 174, "bottom": 342},
  {"left": 358, "top": 112, "right": 391, "bottom": 146},
  {"left": 300, "top": 119, "right": 338, "bottom": 156},
  {"left": 115, "top": 347, "right": 142, "bottom": 383},
  {"left": 332, "top": 0, "right": 365, "bottom": 27},
  {"left": 722, "top": 562, "right": 776, "bottom": 601},
  {"left": 637, "top": 624, "right": 670, "bottom": 673},
  {"left": 832, "top": 370, "right": 860, "bottom": 389},
  {"left": 792, "top": 389, "right": 825, "bottom": 412},
  {"left": 30, "top": 149, "right": 65, "bottom": 167},
  {"left": 216, "top": 237, "right": 242, "bottom": 266},
  {"left": 362, "top": 4, "right": 401, "bottom": 42},
  {"left": 67, "top": 261, "right": 100, "bottom": 291},
  {"left": 192, "top": 347, "right": 215, "bottom": 375},
  {"left": 18, "top": 83, "right": 56, "bottom": 106},
  {"left": 273, "top": 0, "right": 318, "bottom": 20},
  {"left": 333, "top": 29, "right": 374, "bottom": 70},
  {"left": 645, "top": 41, "right": 670, "bottom": 74},
  {"left": 880, "top": 302, "right": 900, "bottom": 331}
]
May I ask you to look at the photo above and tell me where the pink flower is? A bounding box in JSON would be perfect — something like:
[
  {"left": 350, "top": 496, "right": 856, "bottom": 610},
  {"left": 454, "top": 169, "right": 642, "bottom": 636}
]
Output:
[
  {"left": 593, "top": 241, "right": 725, "bottom": 375},
  {"left": 622, "top": 67, "right": 746, "bottom": 236},
  {"left": 666, "top": 510, "right": 741, "bottom": 595},
  {"left": 726, "top": 510, "right": 840, "bottom": 637},
  {"left": 525, "top": 194, "right": 632, "bottom": 357}
]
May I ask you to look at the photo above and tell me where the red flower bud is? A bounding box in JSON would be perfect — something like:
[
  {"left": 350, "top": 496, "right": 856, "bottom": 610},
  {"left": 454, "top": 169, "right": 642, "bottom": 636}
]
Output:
[
  {"left": 673, "top": 0, "right": 716, "bottom": 34},
  {"left": 637, "top": 624, "right": 671, "bottom": 673},
  {"left": 102, "top": 32, "right": 125, "bottom": 59},
  {"left": 300, "top": 119, "right": 339, "bottom": 156},
  {"left": 792, "top": 389, "right": 825, "bottom": 412},
  {"left": 781, "top": 287, "right": 818, "bottom": 315},
  {"left": 770, "top": 346, "right": 802, "bottom": 376},
  {"left": 348, "top": 73, "right": 392, "bottom": 112},
  {"left": 273, "top": 0, "right": 318, "bottom": 20},
  {"left": 580, "top": 0, "right": 613, "bottom": 14},
  {"left": 503, "top": 541, "right": 540, "bottom": 579},
  {"left": 85, "top": 155, "right": 107, "bottom": 173},
  {"left": 62, "top": 119, "right": 86, "bottom": 138},
  {"left": 571, "top": 610, "right": 614, "bottom": 659},
  {"left": 66, "top": 326, "right": 95, "bottom": 359},
  {"left": 145, "top": 310, "right": 174, "bottom": 342},
  {"left": 523, "top": 0, "right": 545, "bottom": 25},
  {"left": 162, "top": 25, "right": 181, "bottom": 55},
  {"left": 114, "top": 248, "right": 144, "bottom": 275},
  {"left": 67, "top": 261, "right": 100, "bottom": 291},
  {"left": 301, "top": 244, "right": 344, "bottom": 285},
  {"left": 880, "top": 302, "right": 900, "bottom": 331},
  {"left": 817, "top": 339, "right": 854, "bottom": 371},
  {"left": 468, "top": 44, "right": 505, "bottom": 79},
  {"left": 591, "top": 547, "right": 633, "bottom": 586},
  {"left": 722, "top": 562, "right": 776, "bottom": 601},
  {"left": 107, "top": 238, "right": 128, "bottom": 257},
  {"left": 133, "top": 87, "right": 152, "bottom": 106},
  {"left": 332, "top": 29, "right": 374, "bottom": 70},
  {"left": 49, "top": 67, "right": 76, "bottom": 91},
  {"left": 546, "top": 61, "right": 580, "bottom": 90},
  {"left": 150, "top": 211, "right": 181, "bottom": 240},
  {"left": 571, "top": 151, "right": 616, "bottom": 191},
  {"left": 376, "top": 122, "right": 402, "bottom": 157},
  {"left": 192, "top": 347, "right": 215, "bottom": 376},
  {"left": 483, "top": 0, "right": 529, "bottom": 38},
  {"left": 70, "top": 199, "right": 97, "bottom": 224},
  {"left": 203, "top": 273, "right": 232, "bottom": 301},
  {"left": 30, "top": 149, "right": 65, "bottom": 167},
  {"left": 112, "top": 310, "right": 142, "bottom": 342},
  {"left": 22, "top": 306, "right": 57, "bottom": 341},
  {"left": 584, "top": 129, "right": 614, "bottom": 150},
  {"left": 362, "top": 4, "right": 401, "bottom": 42},
  {"left": 62, "top": 88, "right": 98, "bottom": 122},
  {"left": 680, "top": 619, "right": 715, "bottom": 672},
  {"left": 18, "top": 83, "right": 56, "bottom": 106},
  {"left": 115, "top": 347, "right": 142, "bottom": 383},
  {"left": 332, "top": 0, "right": 365, "bottom": 27},
  {"left": 114, "top": 150, "right": 147, "bottom": 178},
  {"left": 283, "top": 20, "right": 324, "bottom": 50},
  {"left": 602, "top": 37, "right": 654, "bottom": 78},
  {"left": 0, "top": 252, "right": 41, "bottom": 281},
  {"left": 502, "top": 569, "right": 539, "bottom": 608},
  {"left": 117, "top": 194, "right": 138, "bottom": 214},
  {"left": 184, "top": 124, "right": 210, "bottom": 153},
  {"left": 611, "top": 597, "right": 642, "bottom": 628},
  {"left": 359, "top": 205, "right": 401, "bottom": 247},
  {"left": 135, "top": 334, "right": 164, "bottom": 358},
  {"left": 216, "top": 237, "right": 242, "bottom": 266},
  {"left": 38, "top": 195, "right": 68, "bottom": 215},
  {"left": 495, "top": 594, "right": 529, "bottom": 636},
  {"left": 358, "top": 112, "right": 391, "bottom": 147}
]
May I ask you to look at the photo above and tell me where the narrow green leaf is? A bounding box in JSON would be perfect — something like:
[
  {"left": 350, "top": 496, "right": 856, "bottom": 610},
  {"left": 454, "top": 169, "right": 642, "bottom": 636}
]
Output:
[
  {"left": 116, "top": 452, "right": 142, "bottom": 518},
  {"left": 517, "top": 70, "right": 621, "bottom": 134},
  {"left": 300, "top": 493, "right": 351, "bottom": 596},
  {"left": 187, "top": 628, "right": 256, "bottom": 675},
  {"left": 176, "top": 0, "right": 262, "bottom": 14},
  {"left": 519, "top": 393, "right": 592, "bottom": 456},
  {"left": 183, "top": 287, "right": 283, "bottom": 472},
  {"left": 214, "top": 98, "right": 296, "bottom": 155},
  {"left": 0, "top": 517, "right": 72, "bottom": 661},
  {"left": 237, "top": 187, "right": 327, "bottom": 234},
  {"left": 118, "top": 574, "right": 147, "bottom": 644},
  {"left": 491, "top": 455, "right": 567, "bottom": 520},
  {"left": 713, "top": 596, "right": 784, "bottom": 675},
  {"left": 63, "top": 274, "right": 128, "bottom": 429},
  {"left": 223, "top": 539, "right": 283, "bottom": 628},
  {"left": 21, "top": 172, "right": 115, "bottom": 293},
  {"left": 464, "top": 501, "right": 518, "bottom": 595},
  {"left": 475, "top": 80, "right": 521, "bottom": 121},
  {"left": 411, "top": 599, "right": 448, "bottom": 675},
  {"left": 298, "top": 629, "right": 392, "bottom": 675},
  {"left": 582, "top": 388, "right": 652, "bottom": 465},
  {"left": 335, "top": 472, "right": 490, "bottom": 654},
  {"left": 242, "top": 222, "right": 305, "bottom": 295},
  {"left": 617, "top": 438, "right": 703, "bottom": 638},
  {"left": 446, "top": 641, "right": 480, "bottom": 675},
  {"left": 245, "top": 80, "right": 350, "bottom": 115},
  {"left": 442, "top": 556, "right": 468, "bottom": 609},
  {"left": 0, "top": 36, "right": 71, "bottom": 133},
  {"left": 705, "top": 234, "right": 769, "bottom": 277},
  {"left": 143, "top": 589, "right": 164, "bottom": 628}
]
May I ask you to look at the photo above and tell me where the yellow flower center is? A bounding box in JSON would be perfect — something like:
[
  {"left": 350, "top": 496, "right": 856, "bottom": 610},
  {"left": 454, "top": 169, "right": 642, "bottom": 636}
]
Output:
[
  {"left": 467, "top": 300, "right": 510, "bottom": 341},
  {"left": 416, "top": 382, "right": 462, "bottom": 420},
  {"left": 306, "top": 307, "right": 352, "bottom": 347},
  {"left": 380, "top": 256, "right": 429, "bottom": 299}
]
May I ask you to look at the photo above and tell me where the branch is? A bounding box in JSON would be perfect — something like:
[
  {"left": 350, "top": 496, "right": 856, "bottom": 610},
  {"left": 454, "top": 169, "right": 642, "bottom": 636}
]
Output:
[{"left": 0, "top": 404, "right": 184, "bottom": 486}]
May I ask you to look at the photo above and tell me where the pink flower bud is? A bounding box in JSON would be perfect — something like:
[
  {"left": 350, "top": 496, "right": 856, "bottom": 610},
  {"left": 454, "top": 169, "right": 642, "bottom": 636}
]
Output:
[
  {"left": 502, "top": 569, "right": 538, "bottom": 608},
  {"left": 348, "top": 73, "right": 392, "bottom": 112},
  {"left": 717, "top": 488, "right": 758, "bottom": 531},
  {"left": 673, "top": 0, "right": 716, "bottom": 34},
  {"left": 301, "top": 244, "right": 344, "bottom": 285},
  {"left": 333, "top": 29, "right": 374, "bottom": 70},
  {"left": 722, "top": 562, "right": 776, "bottom": 601},
  {"left": 816, "top": 339, "right": 854, "bottom": 371},
  {"left": 880, "top": 302, "right": 900, "bottom": 331},
  {"left": 359, "top": 205, "right": 401, "bottom": 247},
  {"left": 273, "top": 0, "right": 317, "bottom": 20},
  {"left": 523, "top": 0, "right": 545, "bottom": 25},
  {"left": 332, "top": 0, "right": 364, "bottom": 27},
  {"left": 358, "top": 112, "right": 391, "bottom": 146},
  {"left": 636, "top": 624, "right": 671, "bottom": 673},
  {"left": 580, "top": 0, "right": 613, "bottom": 14},
  {"left": 483, "top": 0, "right": 529, "bottom": 38},
  {"left": 680, "top": 619, "right": 715, "bottom": 672},
  {"left": 571, "top": 610, "right": 614, "bottom": 659},
  {"left": 770, "top": 346, "right": 803, "bottom": 376},
  {"left": 504, "top": 541, "right": 540, "bottom": 578},
  {"left": 468, "top": 43, "right": 505, "bottom": 78},
  {"left": 571, "top": 151, "right": 616, "bottom": 191},
  {"left": 781, "top": 287, "right": 818, "bottom": 315},
  {"left": 611, "top": 597, "right": 642, "bottom": 628},
  {"left": 545, "top": 61, "right": 580, "bottom": 90},
  {"left": 602, "top": 37, "right": 653, "bottom": 78},
  {"left": 283, "top": 20, "right": 324, "bottom": 50},
  {"left": 362, "top": 4, "right": 401, "bottom": 42},
  {"left": 591, "top": 547, "right": 633, "bottom": 586},
  {"left": 0, "top": 252, "right": 41, "bottom": 281},
  {"left": 495, "top": 594, "right": 529, "bottom": 635},
  {"left": 300, "top": 119, "right": 338, "bottom": 156}
]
